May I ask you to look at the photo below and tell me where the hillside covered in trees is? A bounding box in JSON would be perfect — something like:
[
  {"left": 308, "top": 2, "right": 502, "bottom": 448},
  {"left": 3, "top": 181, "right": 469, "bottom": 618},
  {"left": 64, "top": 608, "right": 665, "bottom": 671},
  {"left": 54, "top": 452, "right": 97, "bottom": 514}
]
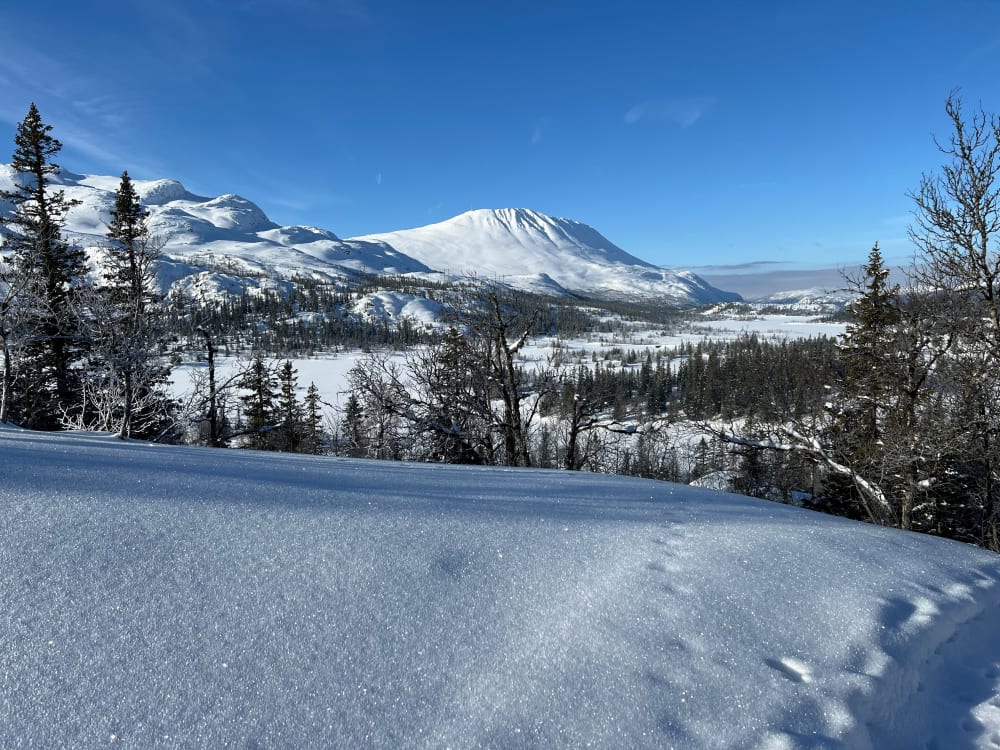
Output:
[{"left": 3, "top": 96, "right": 1000, "bottom": 552}]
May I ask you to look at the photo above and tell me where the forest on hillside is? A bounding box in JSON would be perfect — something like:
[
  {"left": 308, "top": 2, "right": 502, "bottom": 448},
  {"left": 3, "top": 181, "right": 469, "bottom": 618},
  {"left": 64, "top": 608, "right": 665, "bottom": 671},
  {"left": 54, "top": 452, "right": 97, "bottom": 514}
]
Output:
[{"left": 3, "top": 96, "right": 1000, "bottom": 551}]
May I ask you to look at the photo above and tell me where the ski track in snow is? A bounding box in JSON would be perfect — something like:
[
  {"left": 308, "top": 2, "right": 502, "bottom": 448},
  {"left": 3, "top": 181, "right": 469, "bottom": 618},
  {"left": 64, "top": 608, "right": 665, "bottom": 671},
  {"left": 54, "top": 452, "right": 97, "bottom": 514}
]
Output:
[{"left": 866, "top": 583, "right": 1000, "bottom": 750}]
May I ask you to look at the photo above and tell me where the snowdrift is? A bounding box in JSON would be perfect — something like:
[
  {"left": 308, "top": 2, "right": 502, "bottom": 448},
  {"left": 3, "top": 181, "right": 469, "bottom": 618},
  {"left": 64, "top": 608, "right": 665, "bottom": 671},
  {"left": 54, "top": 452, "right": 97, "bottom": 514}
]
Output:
[{"left": 2, "top": 427, "right": 1000, "bottom": 748}]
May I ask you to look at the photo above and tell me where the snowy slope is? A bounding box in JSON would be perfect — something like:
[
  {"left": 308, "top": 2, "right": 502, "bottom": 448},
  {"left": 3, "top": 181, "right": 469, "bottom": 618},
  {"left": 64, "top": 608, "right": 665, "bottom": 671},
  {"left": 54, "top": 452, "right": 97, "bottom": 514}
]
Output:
[
  {"left": 355, "top": 208, "right": 740, "bottom": 304},
  {"left": 1, "top": 164, "right": 739, "bottom": 306},
  {"left": 757, "top": 288, "right": 855, "bottom": 308},
  {"left": 3, "top": 426, "right": 1000, "bottom": 748},
  {"left": 0, "top": 166, "right": 433, "bottom": 291},
  {"left": 351, "top": 290, "right": 444, "bottom": 327}
]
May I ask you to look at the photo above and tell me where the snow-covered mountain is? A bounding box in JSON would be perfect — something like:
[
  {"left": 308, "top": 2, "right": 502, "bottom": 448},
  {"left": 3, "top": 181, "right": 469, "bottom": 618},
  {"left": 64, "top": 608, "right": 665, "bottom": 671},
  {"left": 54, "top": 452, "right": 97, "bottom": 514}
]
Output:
[
  {"left": 0, "top": 166, "right": 739, "bottom": 306},
  {"left": 0, "top": 166, "right": 431, "bottom": 297},
  {"left": 355, "top": 207, "right": 740, "bottom": 304},
  {"left": 756, "top": 287, "right": 855, "bottom": 308}
]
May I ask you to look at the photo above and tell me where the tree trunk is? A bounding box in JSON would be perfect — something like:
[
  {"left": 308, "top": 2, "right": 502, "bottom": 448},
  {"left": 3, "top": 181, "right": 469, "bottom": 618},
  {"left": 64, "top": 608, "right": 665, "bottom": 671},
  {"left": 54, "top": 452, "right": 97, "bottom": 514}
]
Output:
[
  {"left": 118, "top": 369, "right": 133, "bottom": 440},
  {"left": 0, "top": 330, "right": 11, "bottom": 424}
]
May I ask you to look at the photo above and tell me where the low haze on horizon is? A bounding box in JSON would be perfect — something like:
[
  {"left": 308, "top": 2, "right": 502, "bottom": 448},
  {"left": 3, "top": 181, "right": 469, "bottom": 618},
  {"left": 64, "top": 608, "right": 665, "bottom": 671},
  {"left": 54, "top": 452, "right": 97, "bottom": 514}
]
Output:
[{"left": 1, "top": 1, "right": 999, "bottom": 271}]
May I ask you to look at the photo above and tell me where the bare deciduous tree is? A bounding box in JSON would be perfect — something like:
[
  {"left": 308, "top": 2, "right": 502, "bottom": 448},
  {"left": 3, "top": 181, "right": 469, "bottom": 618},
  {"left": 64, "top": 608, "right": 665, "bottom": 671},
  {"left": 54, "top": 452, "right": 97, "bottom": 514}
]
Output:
[{"left": 909, "top": 92, "right": 1000, "bottom": 546}]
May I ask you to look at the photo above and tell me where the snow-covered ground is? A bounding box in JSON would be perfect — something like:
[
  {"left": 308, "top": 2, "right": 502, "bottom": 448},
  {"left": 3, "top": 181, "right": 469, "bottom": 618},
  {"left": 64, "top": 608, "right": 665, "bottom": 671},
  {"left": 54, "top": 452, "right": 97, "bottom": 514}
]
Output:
[
  {"left": 689, "top": 313, "right": 846, "bottom": 341},
  {"left": 3, "top": 426, "right": 1000, "bottom": 748},
  {"left": 350, "top": 291, "right": 444, "bottom": 330},
  {"left": 522, "top": 312, "right": 845, "bottom": 366},
  {"left": 169, "top": 312, "right": 847, "bottom": 423}
]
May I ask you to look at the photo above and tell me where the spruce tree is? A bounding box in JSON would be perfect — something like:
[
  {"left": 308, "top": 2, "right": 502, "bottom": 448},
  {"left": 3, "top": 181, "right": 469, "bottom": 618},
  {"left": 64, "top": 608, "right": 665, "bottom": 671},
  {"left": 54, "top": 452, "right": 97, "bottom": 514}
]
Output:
[
  {"left": 829, "top": 244, "right": 954, "bottom": 530},
  {"left": 823, "top": 245, "right": 901, "bottom": 523},
  {"left": 275, "top": 360, "right": 303, "bottom": 452},
  {"left": 302, "top": 382, "right": 326, "bottom": 454},
  {"left": 0, "top": 103, "right": 89, "bottom": 429},
  {"left": 340, "top": 391, "right": 366, "bottom": 457},
  {"left": 91, "top": 171, "right": 172, "bottom": 438},
  {"left": 104, "top": 171, "right": 153, "bottom": 309},
  {"left": 838, "top": 243, "right": 900, "bottom": 451},
  {"left": 421, "top": 326, "right": 487, "bottom": 464},
  {"left": 238, "top": 354, "right": 277, "bottom": 450}
]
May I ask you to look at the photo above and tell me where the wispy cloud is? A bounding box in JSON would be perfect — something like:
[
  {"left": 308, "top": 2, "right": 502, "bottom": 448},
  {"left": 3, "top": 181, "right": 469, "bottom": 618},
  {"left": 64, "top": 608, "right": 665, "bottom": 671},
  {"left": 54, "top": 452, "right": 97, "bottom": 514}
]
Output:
[
  {"left": 267, "top": 189, "right": 352, "bottom": 214},
  {"left": 0, "top": 44, "right": 68, "bottom": 117},
  {"left": 227, "top": 163, "right": 353, "bottom": 223},
  {"left": 530, "top": 116, "right": 552, "bottom": 146},
  {"left": 624, "top": 96, "right": 716, "bottom": 127},
  {"left": 143, "top": 1, "right": 207, "bottom": 41},
  {"left": 70, "top": 95, "right": 132, "bottom": 134},
  {"left": 133, "top": 3, "right": 226, "bottom": 82},
  {"left": 0, "top": 34, "right": 141, "bottom": 172},
  {"left": 56, "top": 126, "right": 128, "bottom": 167}
]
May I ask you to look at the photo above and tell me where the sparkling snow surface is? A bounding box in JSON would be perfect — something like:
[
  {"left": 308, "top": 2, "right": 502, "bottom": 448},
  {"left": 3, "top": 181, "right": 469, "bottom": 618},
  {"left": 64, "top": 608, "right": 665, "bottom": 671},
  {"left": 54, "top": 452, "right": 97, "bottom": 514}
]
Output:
[{"left": 3, "top": 428, "right": 1000, "bottom": 748}]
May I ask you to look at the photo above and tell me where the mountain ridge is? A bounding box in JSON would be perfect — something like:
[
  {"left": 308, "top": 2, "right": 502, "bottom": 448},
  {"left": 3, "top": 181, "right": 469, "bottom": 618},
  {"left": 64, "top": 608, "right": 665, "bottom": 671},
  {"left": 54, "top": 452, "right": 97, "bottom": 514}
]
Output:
[
  {"left": 354, "top": 207, "right": 658, "bottom": 272},
  {"left": 0, "top": 165, "right": 740, "bottom": 306},
  {"left": 352, "top": 206, "right": 740, "bottom": 304}
]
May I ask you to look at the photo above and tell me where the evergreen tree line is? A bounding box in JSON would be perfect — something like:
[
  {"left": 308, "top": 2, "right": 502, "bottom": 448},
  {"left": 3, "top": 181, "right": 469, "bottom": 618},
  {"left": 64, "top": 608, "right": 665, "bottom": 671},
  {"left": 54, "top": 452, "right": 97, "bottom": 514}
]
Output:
[
  {"left": 673, "top": 336, "right": 839, "bottom": 421},
  {"left": 529, "top": 334, "right": 839, "bottom": 425},
  {"left": 166, "top": 282, "right": 432, "bottom": 358},
  {"left": 229, "top": 355, "right": 325, "bottom": 453},
  {"left": 332, "top": 279, "right": 839, "bottom": 483}
]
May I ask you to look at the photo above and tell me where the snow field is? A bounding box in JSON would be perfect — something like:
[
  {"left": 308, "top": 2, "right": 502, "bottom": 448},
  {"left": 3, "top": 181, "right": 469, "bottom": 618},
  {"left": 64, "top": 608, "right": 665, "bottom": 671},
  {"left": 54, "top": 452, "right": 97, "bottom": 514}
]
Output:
[
  {"left": 2, "top": 427, "right": 1000, "bottom": 747},
  {"left": 164, "top": 309, "right": 845, "bottom": 431}
]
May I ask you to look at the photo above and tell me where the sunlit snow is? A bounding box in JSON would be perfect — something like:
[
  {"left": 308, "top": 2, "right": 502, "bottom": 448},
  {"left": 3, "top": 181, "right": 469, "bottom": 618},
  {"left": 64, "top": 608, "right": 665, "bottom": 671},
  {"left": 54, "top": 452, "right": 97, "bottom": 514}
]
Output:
[
  {"left": 0, "top": 166, "right": 740, "bottom": 305},
  {"left": 354, "top": 208, "right": 740, "bottom": 304},
  {"left": 3, "top": 427, "right": 1000, "bottom": 748}
]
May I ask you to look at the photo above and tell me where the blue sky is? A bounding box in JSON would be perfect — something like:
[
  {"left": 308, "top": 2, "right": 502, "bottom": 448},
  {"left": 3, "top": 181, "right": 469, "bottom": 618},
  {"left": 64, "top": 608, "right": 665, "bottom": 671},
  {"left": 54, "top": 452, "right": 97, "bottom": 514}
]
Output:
[{"left": 1, "top": 0, "right": 999, "bottom": 270}]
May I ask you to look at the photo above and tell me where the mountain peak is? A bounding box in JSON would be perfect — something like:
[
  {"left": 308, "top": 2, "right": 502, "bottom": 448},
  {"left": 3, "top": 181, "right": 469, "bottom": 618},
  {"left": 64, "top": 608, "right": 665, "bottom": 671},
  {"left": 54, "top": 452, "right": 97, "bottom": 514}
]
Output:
[
  {"left": 353, "top": 209, "right": 740, "bottom": 304},
  {"left": 1, "top": 163, "right": 740, "bottom": 306},
  {"left": 468, "top": 207, "right": 564, "bottom": 227},
  {"left": 137, "top": 179, "right": 197, "bottom": 205}
]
